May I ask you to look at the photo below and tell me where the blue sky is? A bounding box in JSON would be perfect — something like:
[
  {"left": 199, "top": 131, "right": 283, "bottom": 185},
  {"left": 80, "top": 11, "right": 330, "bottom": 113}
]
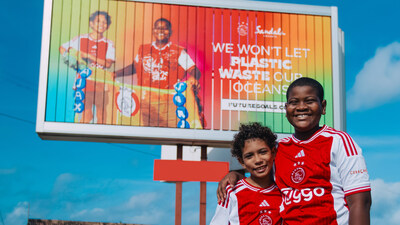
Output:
[{"left": 1, "top": 0, "right": 400, "bottom": 224}]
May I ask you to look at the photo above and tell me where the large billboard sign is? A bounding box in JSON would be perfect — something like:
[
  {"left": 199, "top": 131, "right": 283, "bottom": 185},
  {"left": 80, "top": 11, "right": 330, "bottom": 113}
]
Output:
[
  {"left": 28, "top": 219, "right": 140, "bottom": 225},
  {"left": 36, "top": 0, "right": 344, "bottom": 146}
]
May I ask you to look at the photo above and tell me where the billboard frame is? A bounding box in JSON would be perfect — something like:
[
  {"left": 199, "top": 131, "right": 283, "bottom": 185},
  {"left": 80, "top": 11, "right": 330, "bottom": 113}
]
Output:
[{"left": 36, "top": 0, "right": 344, "bottom": 147}]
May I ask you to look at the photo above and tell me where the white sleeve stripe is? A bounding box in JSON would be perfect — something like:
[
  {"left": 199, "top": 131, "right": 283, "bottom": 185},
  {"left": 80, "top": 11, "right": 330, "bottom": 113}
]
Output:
[
  {"left": 326, "top": 129, "right": 358, "bottom": 157},
  {"left": 222, "top": 186, "right": 232, "bottom": 208},
  {"left": 339, "top": 130, "right": 358, "bottom": 155},
  {"left": 340, "top": 130, "right": 358, "bottom": 155},
  {"left": 326, "top": 130, "right": 350, "bottom": 156},
  {"left": 338, "top": 131, "right": 356, "bottom": 156},
  {"left": 344, "top": 186, "right": 371, "bottom": 195}
]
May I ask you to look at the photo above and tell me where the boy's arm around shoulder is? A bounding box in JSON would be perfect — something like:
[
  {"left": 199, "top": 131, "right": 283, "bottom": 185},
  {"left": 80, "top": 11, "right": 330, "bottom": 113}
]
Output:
[{"left": 217, "top": 171, "right": 245, "bottom": 203}]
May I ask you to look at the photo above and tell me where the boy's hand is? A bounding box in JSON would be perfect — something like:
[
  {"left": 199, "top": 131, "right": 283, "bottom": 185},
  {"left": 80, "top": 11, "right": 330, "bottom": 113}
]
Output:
[{"left": 217, "top": 171, "right": 244, "bottom": 203}]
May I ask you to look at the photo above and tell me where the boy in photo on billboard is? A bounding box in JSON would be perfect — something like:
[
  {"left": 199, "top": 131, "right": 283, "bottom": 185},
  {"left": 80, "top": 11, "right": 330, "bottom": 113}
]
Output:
[
  {"left": 59, "top": 11, "right": 115, "bottom": 124},
  {"left": 217, "top": 77, "right": 372, "bottom": 225},
  {"left": 115, "top": 18, "right": 204, "bottom": 128},
  {"left": 210, "top": 122, "right": 282, "bottom": 225}
]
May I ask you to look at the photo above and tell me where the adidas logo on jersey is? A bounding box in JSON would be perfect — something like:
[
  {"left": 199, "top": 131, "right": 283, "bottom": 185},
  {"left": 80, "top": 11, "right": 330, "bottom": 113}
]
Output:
[
  {"left": 259, "top": 200, "right": 270, "bottom": 207},
  {"left": 295, "top": 150, "right": 305, "bottom": 158}
]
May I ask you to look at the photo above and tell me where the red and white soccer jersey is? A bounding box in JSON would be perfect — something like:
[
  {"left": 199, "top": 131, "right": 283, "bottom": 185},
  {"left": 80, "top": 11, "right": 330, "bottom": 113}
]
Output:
[
  {"left": 62, "top": 34, "right": 115, "bottom": 92},
  {"left": 275, "top": 125, "right": 371, "bottom": 225},
  {"left": 134, "top": 41, "right": 195, "bottom": 89},
  {"left": 62, "top": 33, "right": 115, "bottom": 69},
  {"left": 210, "top": 179, "right": 282, "bottom": 225}
]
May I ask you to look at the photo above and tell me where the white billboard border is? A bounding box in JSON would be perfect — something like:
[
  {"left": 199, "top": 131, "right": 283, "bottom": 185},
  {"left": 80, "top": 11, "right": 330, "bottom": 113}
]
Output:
[{"left": 36, "top": 0, "right": 344, "bottom": 147}]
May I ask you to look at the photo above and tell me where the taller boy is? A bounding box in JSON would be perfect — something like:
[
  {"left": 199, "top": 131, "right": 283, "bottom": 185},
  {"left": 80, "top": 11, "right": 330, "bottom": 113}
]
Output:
[
  {"left": 116, "top": 18, "right": 204, "bottom": 128},
  {"left": 277, "top": 77, "right": 371, "bottom": 224},
  {"left": 218, "top": 77, "right": 372, "bottom": 225}
]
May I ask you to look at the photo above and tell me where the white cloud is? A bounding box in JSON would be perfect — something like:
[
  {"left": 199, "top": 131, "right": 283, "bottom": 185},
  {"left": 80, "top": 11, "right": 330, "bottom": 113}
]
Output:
[
  {"left": 4, "top": 202, "right": 28, "bottom": 225},
  {"left": 125, "top": 192, "right": 160, "bottom": 209},
  {"left": 371, "top": 179, "right": 400, "bottom": 225},
  {"left": 347, "top": 42, "right": 400, "bottom": 111}
]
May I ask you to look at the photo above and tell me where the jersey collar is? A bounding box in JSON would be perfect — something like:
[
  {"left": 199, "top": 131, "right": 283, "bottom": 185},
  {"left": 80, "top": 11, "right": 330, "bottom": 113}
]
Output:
[
  {"left": 241, "top": 179, "right": 277, "bottom": 193},
  {"left": 291, "top": 125, "right": 328, "bottom": 144},
  {"left": 152, "top": 41, "right": 172, "bottom": 50}
]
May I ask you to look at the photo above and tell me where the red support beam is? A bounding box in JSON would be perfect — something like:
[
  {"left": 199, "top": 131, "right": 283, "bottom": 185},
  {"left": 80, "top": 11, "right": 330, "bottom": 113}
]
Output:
[
  {"left": 199, "top": 145, "right": 207, "bottom": 225},
  {"left": 175, "top": 144, "right": 183, "bottom": 225}
]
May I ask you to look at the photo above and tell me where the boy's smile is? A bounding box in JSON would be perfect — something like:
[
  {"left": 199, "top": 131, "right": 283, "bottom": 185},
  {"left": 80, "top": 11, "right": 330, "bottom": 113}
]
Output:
[
  {"left": 285, "top": 85, "right": 326, "bottom": 140},
  {"left": 153, "top": 21, "right": 171, "bottom": 45},
  {"left": 240, "top": 138, "right": 275, "bottom": 188},
  {"left": 90, "top": 14, "right": 109, "bottom": 34}
]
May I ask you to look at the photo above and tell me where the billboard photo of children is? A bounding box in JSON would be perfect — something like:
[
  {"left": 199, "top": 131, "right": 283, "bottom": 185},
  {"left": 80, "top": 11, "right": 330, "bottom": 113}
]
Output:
[{"left": 59, "top": 10, "right": 115, "bottom": 124}]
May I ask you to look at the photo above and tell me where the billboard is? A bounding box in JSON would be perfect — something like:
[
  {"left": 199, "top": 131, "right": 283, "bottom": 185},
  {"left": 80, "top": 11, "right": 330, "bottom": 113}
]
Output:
[
  {"left": 36, "top": 0, "right": 344, "bottom": 146},
  {"left": 28, "top": 219, "right": 143, "bottom": 225}
]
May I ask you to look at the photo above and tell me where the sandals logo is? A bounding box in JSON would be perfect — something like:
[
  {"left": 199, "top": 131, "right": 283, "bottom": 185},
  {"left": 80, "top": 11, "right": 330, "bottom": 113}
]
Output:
[{"left": 255, "top": 25, "right": 286, "bottom": 38}]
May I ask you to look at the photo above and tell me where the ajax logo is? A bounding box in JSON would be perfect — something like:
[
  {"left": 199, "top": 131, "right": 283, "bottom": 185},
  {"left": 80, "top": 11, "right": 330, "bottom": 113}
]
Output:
[
  {"left": 258, "top": 215, "right": 272, "bottom": 225},
  {"left": 237, "top": 22, "right": 248, "bottom": 36},
  {"left": 115, "top": 87, "right": 140, "bottom": 117},
  {"left": 291, "top": 167, "right": 306, "bottom": 184}
]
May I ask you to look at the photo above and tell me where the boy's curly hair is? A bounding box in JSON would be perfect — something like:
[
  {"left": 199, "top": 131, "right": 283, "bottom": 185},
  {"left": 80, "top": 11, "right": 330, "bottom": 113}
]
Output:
[
  {"left": 232, "top": 122, "right": 277, "bottom": 161},
  {"left": 89, "top": 11, "right": 112, "bottom": 27}
]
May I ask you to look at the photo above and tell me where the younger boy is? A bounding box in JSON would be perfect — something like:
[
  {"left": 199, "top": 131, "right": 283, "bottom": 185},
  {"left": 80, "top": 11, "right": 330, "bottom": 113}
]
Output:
[
  {"left": 59, "top": 11, "right": 115, "bottom": 124},
  {"left": 217, "top": 77, "right": 372, "bottom": 225},
  {"left": 210, "top": 122, "right": 282, "bottom": 225}
]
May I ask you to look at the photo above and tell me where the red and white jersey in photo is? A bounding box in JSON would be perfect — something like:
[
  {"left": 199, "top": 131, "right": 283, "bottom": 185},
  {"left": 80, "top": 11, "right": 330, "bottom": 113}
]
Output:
[
  {"left": 275, "top": 125, "right": 371, "bottom": 225},
  {"left": 62, "top": 33, "right": 116, "bottom": 69},
  {"left": 210, "top": 179, "right": 282, "bottom": 225},
  {"left": 134, "top": 42, "right": 195, "bottom": 89}
]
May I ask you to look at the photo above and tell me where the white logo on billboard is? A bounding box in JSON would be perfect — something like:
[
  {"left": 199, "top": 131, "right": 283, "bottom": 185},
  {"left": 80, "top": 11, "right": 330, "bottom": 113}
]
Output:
[
  {"left": 255, "top": 25, "right": 286, "bottom": 38},
  {"left": 116, "top": 87, "right": 138, "bottom": 117},
  {"left": 237, "top": 22, "right": 248, "bottom": 36},
  {"left": 142, "top": 56, "right": 167, "bottom": 81}
]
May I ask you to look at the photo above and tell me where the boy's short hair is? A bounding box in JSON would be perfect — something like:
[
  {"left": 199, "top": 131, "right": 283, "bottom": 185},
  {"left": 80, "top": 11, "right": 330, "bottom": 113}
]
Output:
[
  {"left": 89, "top": 11, "right": 112, "bottom": 27},
  {"left": 286, "top": 77, "right": 324, "bottom": 103},
  {"left": 154, "top": 18, "right": 172, "bottom": 32},
  {"left": 232, "top": 122, "right": 277, "bottom": 161}
]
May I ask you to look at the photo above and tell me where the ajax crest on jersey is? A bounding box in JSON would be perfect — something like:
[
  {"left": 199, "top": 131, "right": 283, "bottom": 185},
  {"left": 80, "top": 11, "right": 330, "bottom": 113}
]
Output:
[
  {"left": 258, "top": 214, "right": 272, "bottom": 225},
  {"left": 291, "top": 167, "right": 306, "bottom": 184}
]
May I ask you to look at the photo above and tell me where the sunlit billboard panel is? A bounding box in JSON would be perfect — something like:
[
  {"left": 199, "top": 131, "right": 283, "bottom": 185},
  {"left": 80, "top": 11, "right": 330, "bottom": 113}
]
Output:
[{"left": 36, "top": 0, "right": 344, "bottom": 146}]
